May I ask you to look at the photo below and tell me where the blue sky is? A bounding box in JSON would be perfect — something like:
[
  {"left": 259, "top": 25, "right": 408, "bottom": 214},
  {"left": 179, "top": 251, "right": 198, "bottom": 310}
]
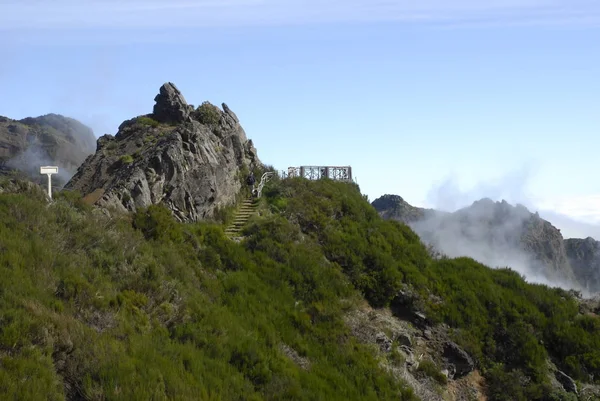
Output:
[{"left": 1, "top": 0, "right": 600, "bottom": 237}]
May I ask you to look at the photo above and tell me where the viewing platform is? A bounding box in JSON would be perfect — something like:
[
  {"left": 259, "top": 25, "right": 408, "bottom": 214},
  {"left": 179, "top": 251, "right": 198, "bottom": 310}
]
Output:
[{"left": 281, "top": 166, "right": 353, "bottom": 182}]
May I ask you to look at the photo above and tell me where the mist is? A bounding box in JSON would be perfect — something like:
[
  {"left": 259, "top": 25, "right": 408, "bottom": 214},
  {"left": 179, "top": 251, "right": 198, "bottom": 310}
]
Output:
[
  {"left": 5, "top": 145, "right": 75, "bottom": 189},
  {"left": 410, "top": 167, "right": 598, "bottom": 295}
]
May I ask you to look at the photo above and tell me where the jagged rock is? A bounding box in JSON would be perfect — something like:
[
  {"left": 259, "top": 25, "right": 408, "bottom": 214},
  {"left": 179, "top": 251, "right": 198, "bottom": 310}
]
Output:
[
  {"left": 555, "top": 370, "right": 578, "bottom": 394},
  {"left": 442, "top": 341, "right": 474, "bottom": 378},
  {"left": 412, "top": 312, "right": 430, "bottom": 329},
  {"left": 399, "top": 345, "right": 417, "bottom": 367},
  {"left": 396, "top": 332, "right": 412, "bottom": 347},
  {"left": 222, "top": 103, "right": 239, "bottom": 123},
  {"left": 375, "top": 332, "right": 393, "bottom": 353},
  {"left": 65, "top": 83, "right": 260, "bottom": 222},
  {"left": 566, "top": 237, "right": 600, "bottom": 295},
  {"left": 153, "top": 82, "right": 193, "bottom": 124}
]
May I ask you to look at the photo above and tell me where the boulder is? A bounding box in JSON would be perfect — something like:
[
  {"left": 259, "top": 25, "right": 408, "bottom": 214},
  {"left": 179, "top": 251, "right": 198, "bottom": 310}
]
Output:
[
  {"left": 395, "top": 332, "right": 412, "bottom": 347},
  {"left": 375, "top": 332, "right": 393, "bottom": 353},
  {"left": 442, "top": 341, "right": 474, "bottom": 378}
]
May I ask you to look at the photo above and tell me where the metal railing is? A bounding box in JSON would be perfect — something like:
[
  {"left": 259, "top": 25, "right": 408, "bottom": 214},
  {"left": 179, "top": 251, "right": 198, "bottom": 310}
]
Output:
[
  {"left": 254, "top": 171, "right": 275, "bottom": 198},
  {"left": 279, "top": 166, "right": 353, "bottom": 182}
]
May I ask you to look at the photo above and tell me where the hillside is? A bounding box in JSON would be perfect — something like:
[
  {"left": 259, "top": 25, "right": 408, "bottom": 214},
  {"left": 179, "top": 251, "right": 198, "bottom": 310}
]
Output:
[
  {"left": 372, "top": 194, "right": 597, "bottom": 295},
  {"left": 2, "top": 176, "right": 600, "bottom": 400},
  {"left": 0, "top": 114, "right": 96, "bottom": 186}
]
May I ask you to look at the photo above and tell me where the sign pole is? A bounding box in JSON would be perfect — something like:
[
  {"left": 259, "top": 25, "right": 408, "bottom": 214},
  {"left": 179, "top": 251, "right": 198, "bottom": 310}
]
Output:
[
  {"left": 40, "top": 166, "right": 59, "bottom": 200},
  {"left": 47, "top": 173, "right": 52, "bottom": 199}
]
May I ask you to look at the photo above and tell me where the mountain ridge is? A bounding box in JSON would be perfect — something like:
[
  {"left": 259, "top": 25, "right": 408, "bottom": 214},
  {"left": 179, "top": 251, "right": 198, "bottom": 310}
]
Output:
[
  {"left": 372, "top": 194, "right": 600, "bottom": 295},
  {"left": 0, "top": 113, "right": 96, "bottom": 185}
]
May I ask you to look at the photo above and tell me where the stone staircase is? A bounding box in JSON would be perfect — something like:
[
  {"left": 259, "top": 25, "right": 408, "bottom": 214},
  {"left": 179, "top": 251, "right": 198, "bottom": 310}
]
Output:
[{"left": 224, "top": 197, "right": 259, "bottom": 238}]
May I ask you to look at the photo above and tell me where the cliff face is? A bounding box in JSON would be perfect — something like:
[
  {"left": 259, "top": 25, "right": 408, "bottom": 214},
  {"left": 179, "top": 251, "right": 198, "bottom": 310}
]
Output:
[
  {"left": 565, "top": 237, "right": 600, "bottom": 294},
  {"left": 0, "top": 113, "right": 96, "bottom": 184},
  {"left": 64, "top": 82, "right": 260, "bottom": 222},
  {"left": 372, "top": 195, "right": 587, "bottom": 292}
]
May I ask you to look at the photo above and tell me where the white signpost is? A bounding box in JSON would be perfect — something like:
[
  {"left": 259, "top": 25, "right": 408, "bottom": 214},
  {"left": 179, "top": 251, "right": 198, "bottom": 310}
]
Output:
[{"left": 40, "top": 166, "right": 58, "bottom": 199}]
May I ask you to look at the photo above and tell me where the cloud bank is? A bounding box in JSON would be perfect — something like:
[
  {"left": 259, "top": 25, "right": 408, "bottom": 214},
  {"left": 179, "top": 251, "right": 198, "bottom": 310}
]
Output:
[
  {"left": 408, "top": 166, "right": 600, "bottom": 295},
  {"left": 424, "top": 166, "right": 600, "bottom": 240}
]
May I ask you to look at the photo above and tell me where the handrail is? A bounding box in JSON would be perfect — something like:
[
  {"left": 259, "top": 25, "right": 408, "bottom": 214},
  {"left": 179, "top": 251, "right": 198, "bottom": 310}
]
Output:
[{"left": 254, "top": 172, "right": 274, "bottom": 198}]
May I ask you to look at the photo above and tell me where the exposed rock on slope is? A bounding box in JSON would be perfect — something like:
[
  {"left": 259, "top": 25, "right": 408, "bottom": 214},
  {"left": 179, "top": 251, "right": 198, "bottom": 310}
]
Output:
[
  {"left": 565, "top": 237, "right": 600, "bottom": 295},
  {"left": 373, "top": 195, "right": 585, "bottom": 292},
  {"left": 0, "top": 114, "right": 96, "bottom": 184},
  {"left": 65, "top": 82, "right": 260, "bottom": 222},
  {"left": 345, "top": 305, "right": 483, "bottom": 401}
]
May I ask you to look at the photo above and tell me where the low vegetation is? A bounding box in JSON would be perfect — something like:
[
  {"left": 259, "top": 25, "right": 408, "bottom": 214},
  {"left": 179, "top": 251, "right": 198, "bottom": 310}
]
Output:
[
  {"left": 0, "top": 176, "right": 598, "bottom": 400},
  {"left": 0, "top": 178, "right": 416, "bottom": 401},
  {"left": 195, "top": 102, "right": 221, "bottom": 126},
  {"left": 119, "top": 154, "right": 134, "bottom": 165},
  {"left": 136, "top": 116, "right": 160, "bottom": 127}
]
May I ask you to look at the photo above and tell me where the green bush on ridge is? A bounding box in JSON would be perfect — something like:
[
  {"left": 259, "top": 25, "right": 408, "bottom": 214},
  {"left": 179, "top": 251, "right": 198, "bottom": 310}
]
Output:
[
  {"left": 0, "top": 176, "right": 599, "bottom": 401},
  {"left": 0, "top": 179, "right": 416, "bottom": 401}
]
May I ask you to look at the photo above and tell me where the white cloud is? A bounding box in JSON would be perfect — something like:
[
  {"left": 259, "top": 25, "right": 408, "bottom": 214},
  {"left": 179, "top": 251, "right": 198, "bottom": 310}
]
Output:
[
  {"left": 424, "top": 163, "right": 539, "bottom": 212},
  {"left": 0, "top": 0, "right": 598, "bottom": 32},
  {"left": 538, "top": 195, "right": 600, "bottom": 225},
  {"left": 422, "top": 165, "right": 600, "bottom": 240}
]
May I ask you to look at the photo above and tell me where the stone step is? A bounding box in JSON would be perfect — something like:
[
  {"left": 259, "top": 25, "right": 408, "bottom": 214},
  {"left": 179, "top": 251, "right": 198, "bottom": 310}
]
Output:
[{"left": 224, "top": 198, "right": 260, "bottom": 238}]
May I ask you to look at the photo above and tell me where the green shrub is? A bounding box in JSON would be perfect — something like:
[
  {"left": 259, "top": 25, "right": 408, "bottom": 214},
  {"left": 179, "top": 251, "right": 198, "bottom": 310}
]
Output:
[
  {"left": 1, "top": 176, "right": 600, "bottom": 401},
  {"left": 120, "top": 154, "right": 134, "bottom": 164},
  {"left": 416, "top": 359, "right": 447, "bottom": 384},
  {"left": 132, "top": 204, "right": 184, "bottom": 243},
  {"left": 136, "top": 116, "right": 159, "bottom": 127},
  {"left": 196, "top": 101, "right": 221, "bottom": 126}
]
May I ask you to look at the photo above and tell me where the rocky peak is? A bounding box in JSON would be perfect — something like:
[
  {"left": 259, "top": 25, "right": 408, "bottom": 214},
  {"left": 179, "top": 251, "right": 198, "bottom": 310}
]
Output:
[
  {"left": 372, "top": 194, "right": 439, "bottom": 224},
  {"left": 65, "top": 82, "right": 261, "bottom": 222},
  {"left": 373, "top": 195, "right": 588, "bottom": 293},
  {"left": 152, "top": 82, "right": 193, "bottom": 124},
  {"left": 222, "top": 103, "right": 239, "bottom": 123}
]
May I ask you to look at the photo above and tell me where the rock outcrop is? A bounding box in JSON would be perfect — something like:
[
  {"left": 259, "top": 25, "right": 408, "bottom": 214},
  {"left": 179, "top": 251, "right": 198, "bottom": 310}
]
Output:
[
  {"left": 344, "top": 306, "right": 482, "bottom": 401},
  {"left": 565, "top": 237, "right": 600, "bottom": 294},
  {"left": 442, "top": 341, "right": 474, "bottom": 379},
  {"left": 555, "top": 370, "right": 578, "bottom": 395},
  {"left": 153, "top": 83, "right": 193, "bottom": 124},
  {"left": 64, "top": 82, "right": 260, "bottom": 222},
  {"left": 0, "top": 113, "right": 96, "bottom": 185},
  {"left": 372, "top": 195, "right": 589, "bottom": 293}
]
